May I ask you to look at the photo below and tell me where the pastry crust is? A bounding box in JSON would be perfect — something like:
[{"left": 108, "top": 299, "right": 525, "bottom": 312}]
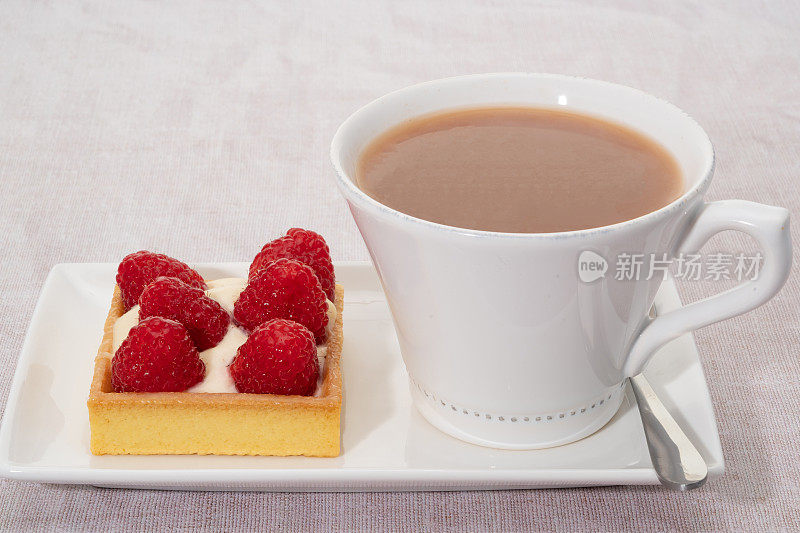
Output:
[{"left": 87, "top": 283, "right": 344, "bottom": 456}]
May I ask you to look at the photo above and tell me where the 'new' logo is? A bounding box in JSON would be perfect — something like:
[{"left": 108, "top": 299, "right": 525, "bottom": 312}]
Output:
[{"left": 578, "top": 250, "right": 608, "bottom": 283}]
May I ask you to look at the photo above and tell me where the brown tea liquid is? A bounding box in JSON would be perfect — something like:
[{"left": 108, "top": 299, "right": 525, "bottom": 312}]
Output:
[{"left": 356, "top": 107, "right": 683, "bottom": 233}]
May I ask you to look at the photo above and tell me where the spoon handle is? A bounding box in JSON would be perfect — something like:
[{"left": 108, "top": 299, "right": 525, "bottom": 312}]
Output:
[{"left": 630, "top": 373, "right": 708, "bottom": 491}]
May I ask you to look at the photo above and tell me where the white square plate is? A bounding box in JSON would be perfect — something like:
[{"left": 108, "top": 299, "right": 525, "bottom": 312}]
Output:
[{"left": 0, "top": 262, "right": 723, "bottom": 491}]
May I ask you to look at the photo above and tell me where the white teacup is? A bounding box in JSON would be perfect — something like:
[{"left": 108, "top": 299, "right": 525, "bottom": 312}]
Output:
[{"left": 330, "top": 73, "right": 792, "bottom": 449}]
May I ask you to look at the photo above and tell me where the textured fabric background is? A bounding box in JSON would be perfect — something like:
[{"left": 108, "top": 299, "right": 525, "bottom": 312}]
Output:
[{"left": 1, "top": 1, "right": 799, "bottom": 531}]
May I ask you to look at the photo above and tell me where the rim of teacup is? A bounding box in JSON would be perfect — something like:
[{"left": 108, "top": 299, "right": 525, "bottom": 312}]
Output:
[{"left": 330, "top": 73, "right": 715, "bottom": 240}]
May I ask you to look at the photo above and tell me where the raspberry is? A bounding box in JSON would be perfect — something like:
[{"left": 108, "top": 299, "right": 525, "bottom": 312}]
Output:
[
  {"left": 139, "top": 277, "right": 229, "bottom": 351},
  {"left": 112, "top": 317, "right": 205, "bottom": 392},
  {"left": 249, "top": 228, "right": 335, "bottom": 300},
  {"left": 230, "top": 319, "right": 319, "bottom": 395},
  {"left": 234, "top": 258, "right": 329, "bottom": 343},
  {"left": 117, "top": 251, "right": 206, "bottom": 310}
]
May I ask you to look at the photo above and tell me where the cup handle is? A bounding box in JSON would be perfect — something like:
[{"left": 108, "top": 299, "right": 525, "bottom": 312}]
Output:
[{"left": 623, "top": 200, "right": 792, "bottom": 377}]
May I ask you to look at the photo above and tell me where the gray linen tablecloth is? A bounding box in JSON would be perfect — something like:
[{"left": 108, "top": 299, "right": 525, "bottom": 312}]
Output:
[{"left": 1, "top": 1, "right": 798, "bottom": 530}]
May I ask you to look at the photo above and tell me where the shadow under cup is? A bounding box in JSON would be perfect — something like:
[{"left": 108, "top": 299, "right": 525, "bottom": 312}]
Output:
[{"left": 331, "top": 74, "right": 715, "bottom": 449}]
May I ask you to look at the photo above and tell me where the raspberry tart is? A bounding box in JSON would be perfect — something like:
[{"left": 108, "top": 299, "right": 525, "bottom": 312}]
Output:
[{"left": 87, "top": 229, "right": 344, "bottom": 457}]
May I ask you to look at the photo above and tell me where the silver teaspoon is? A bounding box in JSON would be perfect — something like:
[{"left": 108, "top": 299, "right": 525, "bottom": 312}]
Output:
[{"left": 630, "top": 373, "right": 708, "bottom": 491}]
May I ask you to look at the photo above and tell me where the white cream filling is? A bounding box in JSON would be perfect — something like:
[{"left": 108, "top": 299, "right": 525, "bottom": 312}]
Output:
[{"left": 111, "top": 277, "right": 337, "bottom": 394}]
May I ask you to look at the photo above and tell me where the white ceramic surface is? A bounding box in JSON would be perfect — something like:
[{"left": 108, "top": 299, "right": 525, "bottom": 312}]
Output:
[
  {"left": 0, "top": 262, "right": 723, "bottom": 491},
  {"left": 330, "top": 73, "right": 792, "bottom": 449}
]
